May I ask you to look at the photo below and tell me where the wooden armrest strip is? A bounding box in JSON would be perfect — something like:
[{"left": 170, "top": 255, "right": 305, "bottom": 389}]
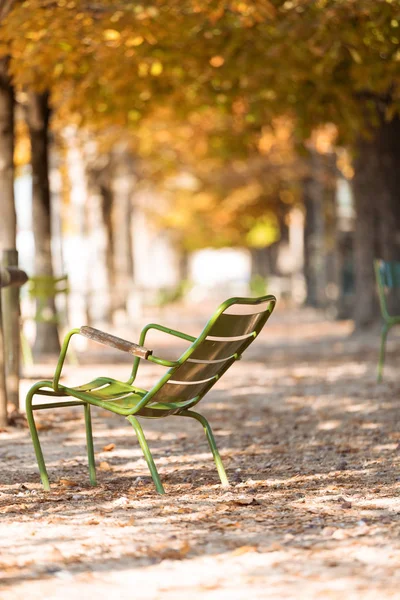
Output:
[{"left": 80, "top": 326, "right": 152, "bottom": 359}]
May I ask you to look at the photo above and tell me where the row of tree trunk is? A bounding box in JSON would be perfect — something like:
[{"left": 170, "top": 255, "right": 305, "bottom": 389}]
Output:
[
  {"left": 2, "top": 59, "right": 400, "bottom": 372},
  {"left": 253, "top": 112, "right": 400, "bottom": 327},
  {"left": 82, "top": 144, "right": 135, "bottom": 325},
  {"left": 352, "top": 112, "right": 400, "bottom": 326}
]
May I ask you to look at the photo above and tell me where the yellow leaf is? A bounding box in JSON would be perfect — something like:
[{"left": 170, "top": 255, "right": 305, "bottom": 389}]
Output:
[
  {"left": 126, "top": 36, "right": 144, "bottom": 47},
  {"left": 348, "top": 48, "right": 362, "bottom": 64},
  {"left": 103, "top": 29, "right": 121, "bottom": 42},
  {"left": 209, "top": 55, "right": 225, "bottom": 67},
  {"left": 128, "top": 109, "right": 141, "bottom": 121},
  {"left": 150, "top": 60, "right": 163, "bottom": 76},
  {"left": 138, "top": 62, "right": 149, "bottom": 77},
  {"left": 53, "top": 63, "right": 64, "bottom": 77}
]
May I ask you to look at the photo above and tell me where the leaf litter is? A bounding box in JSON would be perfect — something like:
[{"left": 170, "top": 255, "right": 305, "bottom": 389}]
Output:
[{"left": 1, "top": 312, "right": 400, "bottom": 599}]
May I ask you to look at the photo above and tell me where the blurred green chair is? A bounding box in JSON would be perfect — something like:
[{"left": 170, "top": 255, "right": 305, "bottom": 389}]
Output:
[
  {"left": 28, "top": 274, "right": 69, "bottom": 325},
  {"left": 26, "top": 294, "right": 276, "bottom": 494},
  {"left": 22, "top": 275, "right": 71, "bottom": 366},
  {"left": 374, "top": 260, "right": 400, "bottom": 382}
]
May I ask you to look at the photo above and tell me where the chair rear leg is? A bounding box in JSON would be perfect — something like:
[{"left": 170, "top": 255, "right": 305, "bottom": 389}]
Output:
[
  {"left": 377, "top": 324, "right": 390, "bottom": 382},
  {"left": 180, "top": 410, "right": 229, "bottom": 487},
  {"left": 26, "top": 385, "right": 50, "bottom": 491},
  {"left": 84, "top": 404, "right": 97, "bottom": 486},
  {"left": 126, "top": 415, "right": 165, "bottom": 494}
]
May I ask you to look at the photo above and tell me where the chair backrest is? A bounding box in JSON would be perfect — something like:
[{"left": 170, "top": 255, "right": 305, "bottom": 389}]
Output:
[
  {"left": 146, "top": 295, "right": 276, "bottom": 407},
  {"left": 374, "top": 260, "right": 400, "bottom": 319}
]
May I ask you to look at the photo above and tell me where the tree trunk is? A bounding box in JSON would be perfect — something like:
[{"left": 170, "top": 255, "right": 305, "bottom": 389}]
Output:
[
  {"left": 100, "top": 179, "right": 115, "bottom": 306},
  {"left": 250, "top": 247, "right": 270, "bottom": 279},
  {"left": 0, "top": 57, "right": 17, "bottom": 421},
  {"left": 25, "top": 91, "right": 60, "bottom": 356},
  {"left": 177, "top": 247, "right": 189, "bottom": 282},
  {"left": 352, "top": 112, "right": 400, "bottom": 328},
  {"left": 303, "top": 150, "right": 338, "bottom": 310},
  {"left": 0, "top": 57, "right": 16, "bottom": 252},
  {"left": 303, "top": 153, "right": 326, "bottom": 308},
  {"left": 0, "top": 291, "right": 8, "bottom": 427},
  {"left": 110, "top": 150, "right": 134, "bottom": 317},
  {"left": 84, "top": 159, "right": 113, "bottom": 325},
  {"left": 303, "top": 180, "right": 318, "bottom": 307}
]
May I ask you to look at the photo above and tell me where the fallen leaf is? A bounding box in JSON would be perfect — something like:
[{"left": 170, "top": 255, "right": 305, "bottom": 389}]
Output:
[
  {"left": 99, "top": 461, "right": 112, "bottom": 471},
  {"left": 102, "top": 443, "right": 115, "bottom": 452},
  {"left": 231, "top": 545, "right": 258, "bottom": 556},
  {"left": 1, "top": 504, "right": 28, "bottom": 513},
  {"left": 233, "top": 496, "right": 259, "bottom": 506},
  {"left": 36, "top": 422, "right": 53, "bottom": 431},
  {"left": 149, "top": 540, "right": 191, "bottom": 560},
  {"left": 118, "top": 516, "right": 136, "bottom": 527},
  {"left": 59, "top": 478, "right": 78, "bottom": 487}
]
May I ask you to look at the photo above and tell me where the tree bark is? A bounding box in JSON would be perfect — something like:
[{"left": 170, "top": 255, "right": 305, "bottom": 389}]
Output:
[
  {"left": 0, "top": 291, "right": 8, "bottom": 427},
  {"left": 302, "top": 151, "right": 326, "bottom": 307},
  {"left": 177, "top": 246, "right": 189, "bottom": 282},
  {"left": 84, "top": 154, "right": 113, "bottom": 325},
  {"left": 0, "top": 56, "right": 16, "bottom": 421},
  {"left": 303, "top": 179, "right": 318, "bottom": 307},
  {"left": 25, "top": 91, "right": 60, "bottom": 356},
  {"left": 250, "top": 247, "right": 270, "bottom": 279},
  {"left": 0, "top": 57, "right": 16, "bottom": 252},
  {"left": 100, "top": 179, "right": 115, "bottom": 304},
  {"left": 110, "top": 150, "right": 134, "bottom": 316},
  {"left": 303, "top": 150, "right": 338, "bottom": 310},
  {"left": 352, "top": 112, "right": 400, "bottom": 328}
]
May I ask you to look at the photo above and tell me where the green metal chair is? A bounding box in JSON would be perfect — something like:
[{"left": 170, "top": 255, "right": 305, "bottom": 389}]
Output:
[
  {"left": 22, "top": 275, "right": 71, "bottom": 366},
  {"left": 374, "top": 260, "right": 400, "bottom": 382},
  {"left": 28, "top": 274, "right": 69, "bottom": 325},
  {"left": 26, "top": 295, "right": 276, "bottom": 494}
]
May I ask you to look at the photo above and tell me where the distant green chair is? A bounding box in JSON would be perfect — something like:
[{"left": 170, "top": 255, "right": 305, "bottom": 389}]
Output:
[
  {"left": 374, "top": 260, "right": 400, "bottom": 382},
  {"left": 22, "top": 275, "right": 73, "bottom": 366},
  {"left": 28, "top": 274, "right": 69, "bottom": 325},
  {"left": 26, "top": 295, "right": 276, "bottom": 494}
]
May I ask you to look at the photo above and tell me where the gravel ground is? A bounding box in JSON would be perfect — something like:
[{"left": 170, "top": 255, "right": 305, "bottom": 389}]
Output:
[{"left": 1, "top": 308, "right": 400, "bottom": 599}]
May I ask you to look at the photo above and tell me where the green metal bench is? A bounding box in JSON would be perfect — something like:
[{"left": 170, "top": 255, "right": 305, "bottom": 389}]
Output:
[
  {"left": 26, "top": 294, "right": 276, "bottom": 493},
  {"left": 374, "top": 260, "right": 400, "bottom": 382}
]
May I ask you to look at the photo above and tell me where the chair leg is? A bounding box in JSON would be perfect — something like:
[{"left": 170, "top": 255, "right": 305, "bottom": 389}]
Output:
[
  {"left": 126, "top": 415, "right": 165, "bottom": 494},
  {"left": 26, "top": 384, "right": 50, "bottom": 491},
  {"left": 180, "top": 410, "right": 229, "bottom": 487},
  {"left": 377, "top": 324, "right": 390, "bottom": 383},
  {"left": 84, "top": 404, "right": 97, "bottom": 486}
]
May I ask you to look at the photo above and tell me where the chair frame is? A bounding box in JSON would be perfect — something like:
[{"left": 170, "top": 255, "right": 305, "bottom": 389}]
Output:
[
  {"left": 374, "top": 259, "right": 400, "bottom": 382},
  {"left": 26, "top": 295, "right": 276, "bottom": 494}
]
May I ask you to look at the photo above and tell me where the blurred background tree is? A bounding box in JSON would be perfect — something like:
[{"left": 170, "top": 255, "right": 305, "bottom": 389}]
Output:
[{"left": 0, "top": 0, "right": 399, "bottom": 361}]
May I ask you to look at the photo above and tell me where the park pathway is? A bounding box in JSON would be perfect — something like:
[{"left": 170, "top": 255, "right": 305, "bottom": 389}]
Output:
[{"left": 1, "top": 307, "right": 400, "bottom": 599}]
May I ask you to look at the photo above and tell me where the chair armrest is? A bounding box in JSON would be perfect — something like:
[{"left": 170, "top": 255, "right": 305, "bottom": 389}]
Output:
[
  {"left": 80, "top": 326, "right": 152, "bottom": 359},
  {"left": 139, "top": 323, "right": 196, "bottom": 344}
]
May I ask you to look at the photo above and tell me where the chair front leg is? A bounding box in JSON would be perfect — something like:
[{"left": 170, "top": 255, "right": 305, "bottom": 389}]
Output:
[
  {"left": 84, "top": 404, "right": 97, "bottom": 486},
  {"left": 126, "top": 415, "right": 165, "bottom": 494},
  {"left": 179, "top": 410, "right": 229, "bottom": 487},
  {"left": 26, "top": 383, "right": 50, "bottom": 491}
]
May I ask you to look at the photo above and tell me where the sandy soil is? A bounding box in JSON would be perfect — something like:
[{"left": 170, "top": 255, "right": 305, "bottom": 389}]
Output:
[{"left": 1, "top": 308, "right": 400, "bottom": 599}]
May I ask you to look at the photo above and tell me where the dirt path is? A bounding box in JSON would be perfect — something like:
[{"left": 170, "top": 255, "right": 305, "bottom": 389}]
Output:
[{"left": 1, "top": 310, "right": 400, "bottom": 599}]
